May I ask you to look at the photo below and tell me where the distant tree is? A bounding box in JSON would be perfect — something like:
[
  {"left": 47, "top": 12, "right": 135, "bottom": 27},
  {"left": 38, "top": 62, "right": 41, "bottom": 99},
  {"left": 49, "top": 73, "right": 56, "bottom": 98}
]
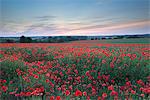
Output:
[
  {"left": 26, "top": 37, "right": 32, "bottom": 43},
  {"left": 6, "top": 39, "right": 15, "bottom": 43},
  {"left": 116, "top": 36, "right": 124, "bottom": 39},
  {"left": 20, "top": 36, "right": 32, "bottom": 43},
  {"left": 102, "top": 37, "right": 106, "bottom": 40},
  {"left": 66, "top": 36, "right": 70, "bottom": 41},
  {"left": 57, "top": 38, "right": 65, "bottom": 43},
  {"left": 67, "top": 36, "right": 71, "bottom": 39},
  {"left": 48, "top": 36, "right": 53, "bottom": 43},
  {"left": 48, "top": 36, "right": 52, "bottom": 39},
  {"left": 20, "top": 36, "right": 26, "bottom": 43},
  {"left": 91, "top": 38, "right": 94, "bottom": 40}
]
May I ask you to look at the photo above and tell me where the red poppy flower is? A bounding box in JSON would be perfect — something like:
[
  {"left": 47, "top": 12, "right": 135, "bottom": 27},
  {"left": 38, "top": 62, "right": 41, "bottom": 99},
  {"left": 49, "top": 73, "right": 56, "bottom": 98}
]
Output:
[
  {"left": 110, "top": 62, "right": 114, "bottom": 68},
  {"left": 110, "top": 90, "right": 118, "bottom": 96},
  {"left": 140, "top": 94, "right": 144, "bottom": 97},
  {"left": 25, "top": 92, "right": 31, "bottom": 96},
  {"left": 131, "top": 90, "right": 136, "bottom": 94},
  {"left": 2, "top": 80, "right": 6, "bottom": 83},
  {"left": 65, "top": 90, "right": 70, "bottom": 96},
  {"left": 46, "top": 79, "right": 50, "bottom": 83},
  {"left": 1, "top": 86, "right": 8, "bottom": 92},
  {"left": 75, "top": 89, "right": 82, "bottom": 96},
  {"left": 56, "top": 96, "right": 61, "bottom": 100},
  {"left": 83, "top": 91, "right": 87, "bottom": 96},
  {"left": 57, "top": 87, "right": 61, "bottom": 91},
  {"left": 102, "top": 93, "right": 107, "bottom": 98},
  {"left": 108, "top": 85, "right": 114, "bottom": 91},
  {"left": 102, "top": 59, "right": 106, "bottom": 64},
  {"left": 33, "top": 75, "right": 39, "bottom": 79},
  {"left": 97, "top": 96, "right": 101, "bottom": 100},
  {"left": 50, "top": 96, "right": 54, "bottom": 100},
  {"left": 85, "top": 71, "right": 90, "bottom": 76},
  {"left": 126, "top": 81, "right": 131, "bottom": 87}
]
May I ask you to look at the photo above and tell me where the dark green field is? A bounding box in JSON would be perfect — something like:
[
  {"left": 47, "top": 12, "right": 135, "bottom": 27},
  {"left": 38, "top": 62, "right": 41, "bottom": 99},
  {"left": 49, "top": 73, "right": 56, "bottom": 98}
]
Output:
[
  {"left": 72, "top": 38, "right": 150, "bottom": 44},
  {"left": 100, "top": 38, "right": 150, "bottom": 44}
]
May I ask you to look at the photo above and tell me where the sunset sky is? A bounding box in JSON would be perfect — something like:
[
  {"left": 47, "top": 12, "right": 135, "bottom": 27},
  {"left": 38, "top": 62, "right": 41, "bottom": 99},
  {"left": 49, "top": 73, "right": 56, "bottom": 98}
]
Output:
[{"left": 1, "top": 0, "right": 150, "bottom": 36}]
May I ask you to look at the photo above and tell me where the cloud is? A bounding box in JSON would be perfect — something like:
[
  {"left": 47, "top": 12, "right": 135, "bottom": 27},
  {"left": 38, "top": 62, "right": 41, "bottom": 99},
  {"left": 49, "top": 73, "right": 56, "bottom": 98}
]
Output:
[
  {"left": 75, "top": 20, "right": 149, "bottom": 30},
  {"left": 34, "top": 15, "right": 56, "bottom": 21},
  {"left": 67, "top": 20, "right": 150, "bottom": 35},
  {"left": 21, "top": 22, "right": 73, "bottom": 35},
  {"left": 1, "top": 14, "right": 149, "bottom": 36},
  {"left": 1, "top": 21, "right": 31, "bottom": 34}
]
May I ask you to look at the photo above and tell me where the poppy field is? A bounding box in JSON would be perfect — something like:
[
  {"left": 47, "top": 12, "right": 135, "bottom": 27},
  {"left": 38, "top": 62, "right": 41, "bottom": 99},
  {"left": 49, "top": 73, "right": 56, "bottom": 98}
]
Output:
[{"left": 0, "top": 42, "right": 150, "bottom": 100}]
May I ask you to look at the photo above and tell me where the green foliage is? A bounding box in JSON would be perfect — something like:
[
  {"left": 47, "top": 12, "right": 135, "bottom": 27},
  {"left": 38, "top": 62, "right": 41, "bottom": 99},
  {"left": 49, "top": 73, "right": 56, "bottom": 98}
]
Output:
[
  {"left": 0, "top": 59, "right": 27, "bottom": 99},
  {"left": 20, "top": 36, "right": 32, "bottom": 43}
]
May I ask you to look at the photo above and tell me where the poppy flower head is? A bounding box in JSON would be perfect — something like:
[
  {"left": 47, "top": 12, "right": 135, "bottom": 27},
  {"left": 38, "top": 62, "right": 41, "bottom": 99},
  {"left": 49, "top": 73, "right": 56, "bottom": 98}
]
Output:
[
  {"left": 75, "top": 89, "right": 82, "bottom": 96},
  {"left": 65, "top": 90, "right": 70, "bottom": 96}
]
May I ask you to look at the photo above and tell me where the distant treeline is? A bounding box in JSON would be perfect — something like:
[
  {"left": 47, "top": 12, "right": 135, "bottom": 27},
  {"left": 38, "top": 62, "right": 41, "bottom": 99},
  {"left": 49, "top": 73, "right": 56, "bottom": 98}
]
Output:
[
  {"left": 19, "top": 36, "right": 78, "bottom": 43},
  {"left": 0, "top": 34, "right": 150, "bottom": 43}
]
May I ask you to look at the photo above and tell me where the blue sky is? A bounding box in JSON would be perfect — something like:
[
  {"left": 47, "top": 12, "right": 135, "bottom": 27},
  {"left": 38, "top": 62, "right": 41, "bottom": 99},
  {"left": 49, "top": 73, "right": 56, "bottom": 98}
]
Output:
[{"left": 1, "top": 0, "right": 150, "bottom": 36}]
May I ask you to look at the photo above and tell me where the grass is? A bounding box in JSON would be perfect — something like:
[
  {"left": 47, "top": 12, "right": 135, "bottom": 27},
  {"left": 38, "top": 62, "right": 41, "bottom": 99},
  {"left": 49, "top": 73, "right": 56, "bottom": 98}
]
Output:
[
  {"left": 100, "top": 38, "right": 150, "bottom": 44},
  {"left": 72, "top": 38, "right": 150, "bottom": 44}
]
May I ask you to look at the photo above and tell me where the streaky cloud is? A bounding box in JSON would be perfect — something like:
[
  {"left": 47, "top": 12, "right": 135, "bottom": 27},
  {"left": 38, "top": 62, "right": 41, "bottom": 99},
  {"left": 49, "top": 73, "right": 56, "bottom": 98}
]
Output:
[{"left": 34, "top": 15, "right": 57, "bottom": 21}]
